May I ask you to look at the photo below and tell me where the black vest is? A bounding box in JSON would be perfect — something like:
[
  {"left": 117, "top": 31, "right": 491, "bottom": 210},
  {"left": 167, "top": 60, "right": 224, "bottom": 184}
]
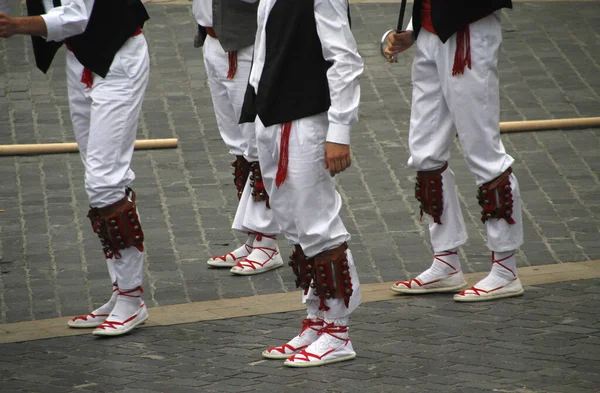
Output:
[
  {"left": 413, "top": 0, "right": 512, "bottom": 43},
  {"left": 27, "top": 0, "right": 149, "bottom": 77},
  {"left": 239, "top": 0, "right": 332, "bottom": 127}
]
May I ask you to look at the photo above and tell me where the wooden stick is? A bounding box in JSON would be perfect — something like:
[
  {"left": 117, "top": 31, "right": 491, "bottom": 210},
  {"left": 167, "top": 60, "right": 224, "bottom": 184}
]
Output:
[
  {"left": 0, "top": 138, "right": 178, "bottom": 156},
  {"left": 500, "top": 117, "right": 600, "bottom": 133}
]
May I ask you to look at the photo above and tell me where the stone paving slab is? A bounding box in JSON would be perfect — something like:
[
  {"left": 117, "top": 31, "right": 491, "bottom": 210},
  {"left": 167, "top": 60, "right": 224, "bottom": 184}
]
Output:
[
  {"left": 0, "top": 0, "right": 599, "bottom": 324},
  {"left": 1, "top": 279, "right": 600, "bottom": 393},
  {"left": 3, "top": 259, "right": 600, "bottom": 344}
]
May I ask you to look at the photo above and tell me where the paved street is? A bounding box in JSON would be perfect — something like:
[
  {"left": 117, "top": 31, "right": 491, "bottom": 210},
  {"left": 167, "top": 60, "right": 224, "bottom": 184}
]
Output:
[
  {"left": 0, "top": 0, "right": 599, "bottom": 391},
  {"left": 1, "top": 279, "right": 600, "bottom": 393}
]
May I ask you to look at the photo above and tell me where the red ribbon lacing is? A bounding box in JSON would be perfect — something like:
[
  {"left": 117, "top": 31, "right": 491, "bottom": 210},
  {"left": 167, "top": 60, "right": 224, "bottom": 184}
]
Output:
[
  {"left": 492, "top": 252, "right": 516, "bottom": 278},
  {"left": 227, "top": 51, "right": 238, "bottom": 80},
  {"left": 452, "top": 25, "right": 472, "bottom": 76},
  {"left": 251, "top": 232, "right": 276, "bottom": 242},
  {"left": 275, "top": 122, "right": 292, "bottom": 187},
  {"left": 117, "top": 286, "right": 143, "bottom": 297}
]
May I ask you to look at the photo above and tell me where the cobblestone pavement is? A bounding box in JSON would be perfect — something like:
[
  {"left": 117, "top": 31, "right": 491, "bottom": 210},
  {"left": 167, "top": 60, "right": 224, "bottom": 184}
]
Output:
[
  {"left": 0, "top": 0, "right": 599, "bottom": 325},
  {"left": 0, "top": 279, "right": 599, "bottom": 393}
]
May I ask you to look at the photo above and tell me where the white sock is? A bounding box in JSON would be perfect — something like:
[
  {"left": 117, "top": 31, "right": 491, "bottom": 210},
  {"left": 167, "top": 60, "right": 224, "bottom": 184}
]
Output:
[
  {"left": 473, "top": 251, "right": 518, "bottom": 290},
  {"left": 232, "top": 233, "right": 256, "bottom": 258},
  {"left": 92, "top": 283, "right": 119, "bottom": 315},
  {"left": 107, "top": 287, "right": 143, "bottom": 321},
  {"left": 325, "top": 317, "right": 349, "bottom": 327},
  {"left": 415, "top": 249, "right": 461, "bottom": 283},
  {"left": 247, "top": 233, "right": 278, "bottom": 264}
]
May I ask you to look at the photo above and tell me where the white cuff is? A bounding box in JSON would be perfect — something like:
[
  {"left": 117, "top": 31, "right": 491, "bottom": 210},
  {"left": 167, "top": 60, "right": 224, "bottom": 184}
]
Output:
[
  {"left": 41, "top": 13, "right": 62, "bottom": 42},
  {"left": 326, "top": 123, "right": 351, "bottom": 145}
]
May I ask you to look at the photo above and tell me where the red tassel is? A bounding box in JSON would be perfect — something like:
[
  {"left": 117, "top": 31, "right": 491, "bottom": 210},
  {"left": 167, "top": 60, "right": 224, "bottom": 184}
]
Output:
[
  {"left": 275, "top": 122, "right": 292, "bottom": 188},
  {"left": 452, "top": 25, "right": 472, "bottom": 76},
  {"left": 81, "top": 68, "right": 94, "bottom": 88},
  {"left": 226, "top": 51, "right": 238, "bottom": 80}
]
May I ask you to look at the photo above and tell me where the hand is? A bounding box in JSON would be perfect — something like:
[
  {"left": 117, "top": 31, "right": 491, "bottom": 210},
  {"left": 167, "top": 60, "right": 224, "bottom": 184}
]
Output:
[
  {"left": 384, "top": 30, "right": 415, "bottom": 62},
  {"left": 0, "top": 13, "right": 17, "bottom": 38},
  {"left": 324, "top": 142, "right": 351, "bottom": 177}
]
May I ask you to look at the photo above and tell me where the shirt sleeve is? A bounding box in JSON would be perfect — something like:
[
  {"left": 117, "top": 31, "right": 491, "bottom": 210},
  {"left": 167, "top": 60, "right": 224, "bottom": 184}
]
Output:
[
  {"left": 41, "top": 0, "right": 95, "bottom": 42},
  {"left": 314, "top": 0, "right": 364, "bottom": 145}
]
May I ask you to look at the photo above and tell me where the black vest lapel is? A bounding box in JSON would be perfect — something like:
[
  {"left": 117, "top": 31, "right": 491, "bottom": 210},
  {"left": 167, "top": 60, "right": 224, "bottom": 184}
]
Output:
[{"left": 26, "top": 0, "right": 63, "bottom": 74}]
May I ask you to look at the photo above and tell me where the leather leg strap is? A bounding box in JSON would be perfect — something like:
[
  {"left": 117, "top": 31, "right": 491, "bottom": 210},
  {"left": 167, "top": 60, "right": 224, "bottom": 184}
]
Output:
[
  {"left": 312, "top": 243, "right": 353, "bottom": 309},
  {"left": 478, "top": 167, "right": 516, "bottom": 224},
  {"left": 415, "top": 162, "right": 448, "bottom": 225},
  {"left": 88, "top": 188, "right": 144, "bottom": 259}
]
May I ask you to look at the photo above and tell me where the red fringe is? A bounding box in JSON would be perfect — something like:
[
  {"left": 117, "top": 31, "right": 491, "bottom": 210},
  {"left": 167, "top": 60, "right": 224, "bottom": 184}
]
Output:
[
  {"left": 81, "top": 68, "right": 94, "bottom": 89},
  {"left": 227, "top": 51, "right": 238, "bottom": 80},
  {"left": 318, "top": 297, "right": 330, "bottom": 312},
  {"left": 452, "top": 25, "right": 472, "bottom": 76},
  {"left": 275, "top": 122, "right": 292, "bottom": 187}
]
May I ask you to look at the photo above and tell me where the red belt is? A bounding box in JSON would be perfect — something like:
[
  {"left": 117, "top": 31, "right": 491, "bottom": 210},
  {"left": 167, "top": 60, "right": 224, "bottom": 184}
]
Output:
[
  {"left": 205, "top": 27, "right": 218, "bottom": 39},
  {"left": 65, "top": 28, "right": 143, "bottom": 88}
]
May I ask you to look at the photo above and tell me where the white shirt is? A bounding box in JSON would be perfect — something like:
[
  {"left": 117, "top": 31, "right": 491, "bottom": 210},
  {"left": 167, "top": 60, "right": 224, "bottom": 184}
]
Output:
[
  {"left": 41, "top": 0, "right": 94, "bottom": 42},
  {"left": 192, "top": 0, "right": 213, "bottom": 27},
  {"left": 248, "top": 0, "right": 363, "bottom": 145}
]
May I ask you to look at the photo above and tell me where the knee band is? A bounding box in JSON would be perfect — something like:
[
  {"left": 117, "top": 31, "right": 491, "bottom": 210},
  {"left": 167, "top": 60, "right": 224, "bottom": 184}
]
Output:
[
  {"left": 415, "top": 162, "right": 448, "bottom": 225},
  {"left": 88, "top": 188, "right": 144, "bottom": 259},
  {"left": 478, "top": 167, "right": 515, "bottom": 225}
]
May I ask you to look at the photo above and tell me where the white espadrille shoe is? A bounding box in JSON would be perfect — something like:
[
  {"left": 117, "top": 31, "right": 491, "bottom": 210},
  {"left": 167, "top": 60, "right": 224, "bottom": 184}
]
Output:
[
  {"left": 92, "top": 287, "right": 148, "bottom": 337},
  {"left": 230, "top": 234, "right": 283, "bottom": 276},
  {"left": 262, "top": 318, "right": 323, "bottom": 359},
  {"left": 207, "top": 234, "right": 255, "bottom": 268},
  {"left": 391, "top": 270, "right": 468, "bottom": 294},
  {"left": 68, "top": 286, "right": 118, "bottom": 328},
  {"left": 284, "top": 323, "right": 356, "bottom": 367}
]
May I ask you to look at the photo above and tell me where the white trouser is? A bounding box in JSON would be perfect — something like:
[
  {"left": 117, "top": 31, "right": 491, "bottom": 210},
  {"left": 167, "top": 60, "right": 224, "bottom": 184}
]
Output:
[
  {"left": 256, "top": 113, "right": 361, "bottom": 318},
  {"left": 67, "top": 34, "right": 149, "bottom": 290},
  {"left": 408, "top": 13, "right": 523, "bottom": 252},
  {"left": 204, "top": 36, "right": 279, "bottom": 235},
  {"left": 203, "top": 36, "right": 256, "bottom": 160}
]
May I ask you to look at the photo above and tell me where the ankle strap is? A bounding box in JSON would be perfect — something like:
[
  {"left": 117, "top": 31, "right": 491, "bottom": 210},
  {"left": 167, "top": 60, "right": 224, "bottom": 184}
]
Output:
[{"left": 118, "top": 286, "right": 143, "bottom": 297}]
